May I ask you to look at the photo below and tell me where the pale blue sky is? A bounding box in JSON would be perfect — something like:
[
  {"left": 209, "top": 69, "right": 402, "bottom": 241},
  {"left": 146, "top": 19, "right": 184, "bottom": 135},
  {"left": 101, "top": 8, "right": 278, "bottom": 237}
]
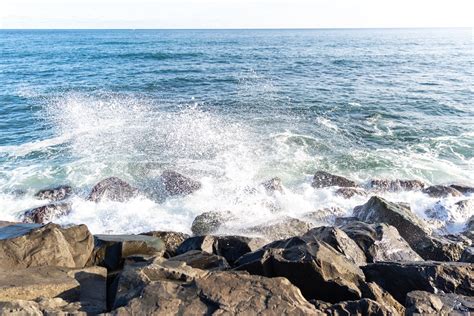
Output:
[{"left": 1, "top": 0, "right": 473, "bottom": 29}]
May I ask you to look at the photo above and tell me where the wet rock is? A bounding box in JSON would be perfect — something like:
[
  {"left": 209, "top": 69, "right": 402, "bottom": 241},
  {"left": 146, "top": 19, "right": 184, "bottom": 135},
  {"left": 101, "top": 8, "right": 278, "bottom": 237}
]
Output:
[
  {"left": 324, "top": 299, "right": 395, "bottom": 316},
  {"left": 141, "top": 231, "right": 189, "bottom": 258},
  {"left": 235, "top": 237, "right": 365, "bottom": 302},
  {"left": 335, "top": 187, "right": 367, "bottom": 198},
  {"left": 112, "top": 259, "right": 318, "bottom": 315},
  {"left": 360, "top": 282, "right": 405, "bottom": 315},
  {"left": 245, "top": 216, "right": 312, "bottom": 240},
  {"left": 0, "top": 223, "right": 93, "bottom": 269},
  {"left": 353, "top": 196, "right": 463, "bottom": 261},
  {"left": 449, "top": 184, "right": 474, "bottom": 195},
  {"left": 261, "top": 177, "right": 283, "bottom": 193},
  {"left": 88, "top": 234, "right": 165, "bottom": 271},
  {"left": 464, "top": 215, "right": 474, "bottom": 240},
  {"left": 302, "top": 226, "right": 367, "bottom": 266},
  {"left": 21, "top": 202, "right": 72, "bottom": 224},
  {"left": 459, "top": 247, "right": 474, "bottom": 263},
  {"left": 456, "top": 199, "right": 474, "bottom": 211},
  {"left": 311, "top": 171, "right": 357, "bottom": 188},
  {"left": 422, "top": 185, "right": 462, "bottom": 198},
  {"left": 368, "top": 179, "right": 425, "bottom": 192},
  {"left": 334, "top": 216, "right": 358, "bottom": 226},
  {"left": 303, "top": 207, "right": 346, "bottom": 225},
  {"left": 340, "top": 221, "right": 423, "bottom": 262},
  {"left": 88, "top": 177, "right": 139, "bottom": 202},
  {"left": 191, "top": 211, "right": 234, "bottom": 235},
  {"left": 405, "top": 291, "right": 474, "bottom": 315},
  {"left": 161, "top": 170, "right": 201, "bottom": 196},
  {"left": 168, "top": 250, "right": 230, "bottom": 271},
  {"left": 34, "top": 185, "right": 73, "bottom": 201},
  {"left": 362, "top": 261, "right": 474, "bottom": 304},
  {"left": 176, "top": 235, "right": 266, "bottom": 266}
]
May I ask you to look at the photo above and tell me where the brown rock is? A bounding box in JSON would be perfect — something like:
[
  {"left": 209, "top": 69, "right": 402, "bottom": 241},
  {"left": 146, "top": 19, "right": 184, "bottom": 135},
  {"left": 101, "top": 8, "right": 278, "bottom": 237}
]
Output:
[
  {"left": 141, "top": 231, "right": 189, "bottom": 257},
  {"left": 335, "top": 187, "right": 367, "bottom": 199},
  {"left": 324, "top": 299, "right": 396, "bottom": 316},
  {"left": 405, "top": 291, "right": 474, "bottom": 315},
  {"left": 360, "top": 282, "right": 405, "bottom": 315},
  {"left": 422, "top": 185, "right": 462, "bottom": 198},
  {"left": 34, "top": 185, "right": 72, "bottom": 201},
  {"left": 168, "top": 250, "right": 230, "bottom": 271},
  {"left": 312, "top": 171, "right": 357, "bottom": 188},
  {"left": 88, "top": 177, "right": 139, "bottom": 202},
  {"left": 0, "top": 300, "right": 43, "bottom": 316},
  {"left": 21, "top": 202, "right": 71, "bottom": 224}
]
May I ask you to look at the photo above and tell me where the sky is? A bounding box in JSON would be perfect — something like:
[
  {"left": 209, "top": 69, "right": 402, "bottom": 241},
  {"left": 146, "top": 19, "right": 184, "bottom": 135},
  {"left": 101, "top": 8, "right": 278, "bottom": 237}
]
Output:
[{"left": 1, "top": 0, "right": 473, "bottom": 29}]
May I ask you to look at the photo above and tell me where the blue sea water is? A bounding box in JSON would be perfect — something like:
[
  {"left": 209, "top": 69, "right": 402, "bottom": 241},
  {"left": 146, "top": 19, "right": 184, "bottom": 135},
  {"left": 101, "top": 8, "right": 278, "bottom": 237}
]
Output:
[{"left": 0, "top": 28, "right": 472, "bottom": 234}]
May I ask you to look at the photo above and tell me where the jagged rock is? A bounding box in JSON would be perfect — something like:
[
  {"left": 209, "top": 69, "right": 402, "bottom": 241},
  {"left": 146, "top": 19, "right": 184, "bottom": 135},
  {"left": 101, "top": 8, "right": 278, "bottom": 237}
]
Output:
[
  {"left": 405, "top": 291, "right": 474, "bottom": 315},
  {"left": 362, "top": 261, "right": 474, "bottom": 304},
  {"left": 324, "top": 299, "right": 395, "bottom": 316},
  {"left": 368, "top": 179, "right": 425, "bottom": 192},
  {"left": 88, "top": 177, "right": 139, "bottom": 202},
  {"left": 161, "top": 170, "right": 201, "bottom": 196},
  {"left": 176, "top": 235, "right": 266, "bottom": 266},
  {"left": 340, "top": 221, "right": 423, "bottom": 262},
  {"left": 335, "top": 187, "right": 367, "bottom": 199},
  {"left": 235, "top": 237, "right": 365, "bottom": 302},
  {"left": 312, "top": 171, "right": 357, "bottom": 188},
  {"left": 34, "top": 185, "right": 72, "bottom": 202},
  {"left": 0, "top": 223, "right": 93, "bottom": 269},
  {"left": 261, "top": 177, "right": 283, "bottom": 193},
  {"left": 168, "top": 250, "right": 230, "bottom": 271},
  {"left": 334, "top": 216, "right": 358, "bottom": 226},
  {"left": 141, "top": 231, "right": 189, "bottom": 257},
  {"left": 353, "top": 196, "right": 464, "bottom": 261},
  {"left": 460, "top": 247, "right": 474, "bottom": 263},
  {"left": 303, "top": 207, "right": 346, "bottom": 225},
  {"left": 302, "top": 226, "right": 367, "bottom": 266},
  {"left": 0, "top": 300, "right": 43, "bottom": 315},
  {"left": 191, "top": 211, "right": 235, "bottom": 236},
  {"left": 360, "top": 282, "right": 405, "bottom": 315},
  {"left": 0, "top": 266, "right": 106, "bottom": 313},
  {"left": 21, "top": 202, "right": 71, "bottom": 224},
  {"left": 245, "top": 217, "right": 312, "bottom": 240},
  {"left": 422, "top": 185, "right": 462, "bottom": 198},
  {"left": 112, "top": 260, "right": 319, "bottom": 315},
  {"left": 449, "top": 184, "right": 474, "bottom": 195},
  {"left": 88, "top": 234, "right": 165, "bottom": 271}
]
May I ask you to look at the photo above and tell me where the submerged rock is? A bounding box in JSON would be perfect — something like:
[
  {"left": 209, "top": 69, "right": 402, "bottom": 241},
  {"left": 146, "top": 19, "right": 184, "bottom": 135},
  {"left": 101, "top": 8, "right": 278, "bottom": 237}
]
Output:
[
  {"left": 340, "top": 221, "right": 423, "bottom": 263},
  {"left": 21, "top": 202, "right": 72, "bottom": 224},
  {"left": 311, "top": 171, "right": 357, "bottom": 188},
  {"left": 235, "top": 236, "right": 365, "bottom": 302},
  {"left": 362, "top": 261, "right": 474, "bottom": 304},
  {"left": 161, "top": 170, "right": 201, "bottom": 196},
  {"left": 260, "top": 177, "right": 283, "bottom": 193},
  {"left": 0, "top": 223, "right": 93, "bottom": 269},
  {"left": 422, "top": 185, "right": 462, "bottom": 198},
  {"left": 368, "top": 179, "right": 425, "bottom": 192},
  {"left": 405, "top": 291, "right": 474, "bottom": 315},
  {"left": 88, "top": 177, "right": 139, "bottom": 202},
  {"left": 34, "top": 185, "right": 73, "bottom": 201}
]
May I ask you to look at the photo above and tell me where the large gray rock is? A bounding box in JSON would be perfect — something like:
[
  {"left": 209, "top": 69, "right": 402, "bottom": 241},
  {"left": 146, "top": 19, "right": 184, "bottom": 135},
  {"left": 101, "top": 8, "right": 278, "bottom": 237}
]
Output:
[
  {"left": 88, "top": 177, "right": 139, "bottom": 202},
  {"left": 191, "top": 211, "right": 234, "bottom": 236},
  {"left": 312, "top": 171, "right": 357, "bottom": 188},
  {"left": 141, "top": 231, "right": 189, "bottom": 257},
  {"left": 21, "top": 202, "right": 72, "bottom": 224},
  {"left": 368, "top": 179, "right": 425, "bottom": 192},
  {"left": 302, "top": 226, "right": 367, "bottom": 266},
  {"left": 0, "top": 223, "right": 93, "bottom": 269},
  {"left": 362, "top": 261, "right": 474, "bottom": 304},
  {"left": 302, "top": 207, "right": 346, "bottom": 225},
  {"left": 405, "top": 291, "right": 474, "bottom": 315},
  {"left": 235, "top": 236, "right": 365, "bottom": 302},
  {"left": 161, "top": 170, "right": 201, "bottom": 196},
  {"left": 340, "top": 221, "right": 423, "bottom": 262},
  {"left": 244, "top": 216, "right": 312, "bottom": 240},
  {"left": 353, "top": 196, "right": 464, "bottom": 261},
  {"left": 34, "top": 185, "right": 73, "bottom": 201}
]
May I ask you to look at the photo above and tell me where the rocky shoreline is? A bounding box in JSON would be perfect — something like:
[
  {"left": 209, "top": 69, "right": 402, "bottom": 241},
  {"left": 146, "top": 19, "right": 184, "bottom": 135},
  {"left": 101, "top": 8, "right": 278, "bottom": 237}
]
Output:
[{"left": 0, "top": 171, "right": 473, "bottom": 315}]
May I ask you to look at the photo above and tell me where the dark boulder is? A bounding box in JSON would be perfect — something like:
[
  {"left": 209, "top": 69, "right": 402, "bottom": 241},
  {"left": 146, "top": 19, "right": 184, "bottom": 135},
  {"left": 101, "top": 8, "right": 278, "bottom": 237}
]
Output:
[
  {"left": 459, "top": 247, "right": 474, "bottom": 263},
  {"left": 353, "top": 196, "right": 464, "bottom": 261},
  {"left": 449, "top": 184, "right": 474, "bottom": 195},
  {"left": 176, "top": 235, "right": 266, "bottom": 266},
  {"left": 261, "top": 177, "right": 283, "bottom": 193},
  {"left": 405, "top": 291, "right": 474, "bottom": 315},
  {"left": 21, "top": 202, "right": 72, "bottom": 224},
  {"left": 311, "top": 171, "right": 357, "bottom": 188},
  {"left": 340, "top": 221, "right": 423, "bottom": 262},
  {"left": 168, "top": 250, "right": 230, "bottom": 271},
  {"left": 244, "top": 217, "right": 312, "bottom": 240},
  {"left": 140, "top": 231, "right": 189, "bottom": 258},
  {"left": 422, "top": 185, "right": 462, "bottom": 198},
  {"left": 302, "top": 226, "right": 367, "bottom": 266},
  {"left": 161, "top": 170, "right": 201, "bottom": 196},
  {"left": 235, "top": 236, "right": 365, "bottom": 302},
  {"left": 335, "top": 187, "right": 367, "bottom": 199},
  {"left": 191, "top": 211, "right": 234, "bottom": 236},
  {"left": 368, "top": 179, "right": 425, "bottom": 192},
  {"left": 88, "top": 177, "right": 139, "bottom": 202},
  {"left": 362, "top": 261, "right": 474, "bottom": 304},
  {"left": 34, "top": 185, "right": 73, "bottom": 201}
]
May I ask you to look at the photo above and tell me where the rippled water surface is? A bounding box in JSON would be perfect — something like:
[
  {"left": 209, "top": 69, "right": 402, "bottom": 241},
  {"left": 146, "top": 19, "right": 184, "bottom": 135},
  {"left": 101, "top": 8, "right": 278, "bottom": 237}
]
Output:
[{"left": 0, "top": 29, "right": 472, "bottom": 234}]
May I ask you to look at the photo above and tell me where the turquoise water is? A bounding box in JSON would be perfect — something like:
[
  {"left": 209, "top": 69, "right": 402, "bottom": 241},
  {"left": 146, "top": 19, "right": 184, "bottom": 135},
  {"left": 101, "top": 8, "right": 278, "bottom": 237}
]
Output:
[{"left": 0, "top": 28, "right": 472, "bottom": 234}]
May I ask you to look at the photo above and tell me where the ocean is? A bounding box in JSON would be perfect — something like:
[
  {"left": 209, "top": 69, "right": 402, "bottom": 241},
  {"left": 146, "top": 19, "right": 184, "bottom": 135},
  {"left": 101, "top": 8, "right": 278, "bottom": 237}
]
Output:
[{"left": 0, "top": 28, "right": 472, "bottom": 235}]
